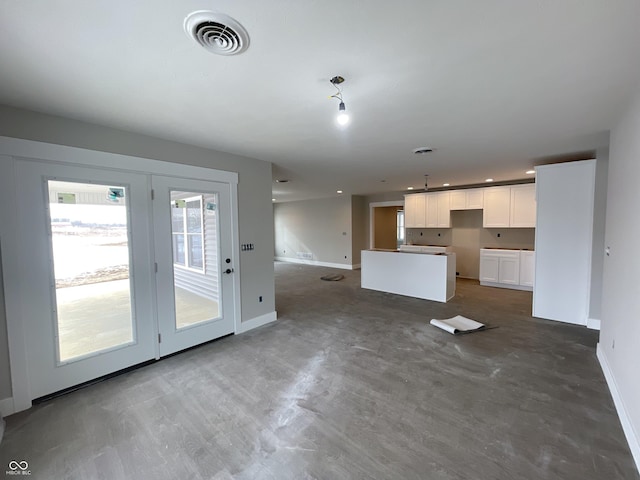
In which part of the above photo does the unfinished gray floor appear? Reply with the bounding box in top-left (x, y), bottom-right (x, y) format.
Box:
top-left (1, 262), bottom-right (637, 479)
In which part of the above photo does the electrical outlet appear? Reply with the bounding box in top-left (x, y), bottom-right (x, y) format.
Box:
top-left (259, 296), bottom-right (263, 303)
top-left (612, 339), bottom-right (615, 349)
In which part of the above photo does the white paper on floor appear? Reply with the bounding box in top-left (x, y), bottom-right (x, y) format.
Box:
top-left (430, 315), bottom-right (487, 335)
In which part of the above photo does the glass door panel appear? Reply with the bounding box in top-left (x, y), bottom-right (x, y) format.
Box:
top-left (170, 191), bottom-right (220, 329)
top-left (47, 181), bottom-right (135, 362)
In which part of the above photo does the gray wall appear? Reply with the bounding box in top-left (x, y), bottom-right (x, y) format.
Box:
top-left (351, 196), bottom-right (368, 266)
top-left (0, 247), bottom-right (11, 401)
top-left (274, 196), bottom-right (355, 266)
top-left (0, 105), bottom-right (276, 406)
top-left (599, 86), bottom-right (640, 456)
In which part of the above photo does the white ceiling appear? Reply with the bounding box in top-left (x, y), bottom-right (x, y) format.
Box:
top-left (1, 1), bottom-right (639, 201)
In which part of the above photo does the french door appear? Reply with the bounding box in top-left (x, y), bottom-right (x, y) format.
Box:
top-left (151, 175), bottom-right (235, 356)
top-left (11, 159), bottom-right (236, 400)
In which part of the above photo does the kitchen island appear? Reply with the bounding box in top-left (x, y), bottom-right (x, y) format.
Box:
top-left (361, 249), bottom-right (456, 302)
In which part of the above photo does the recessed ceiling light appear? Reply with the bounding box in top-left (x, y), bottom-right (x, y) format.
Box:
top-left (407, 186), bottom-right (414, 190)
top-left (272, 198), bottom-right (276, 202)
top-left (485, 178), bottom-right (494, 182)
top-left (413, 147), bottom-right (434, 155)
top-left (337, 190), bottom-right (343, 194)
top-left (443, 183), bottom-right (450, 187)
top-left (526, 170), bottom-right (535, 175)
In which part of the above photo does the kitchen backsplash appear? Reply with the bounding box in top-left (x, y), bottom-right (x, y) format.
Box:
top-left (405, 210), bottom-right (535, 278)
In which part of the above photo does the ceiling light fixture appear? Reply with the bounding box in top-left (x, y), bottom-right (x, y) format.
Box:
top-left (329, 76), bottom-right (350, 126)
top-left (443, 183), bottom-right (450, 187)
top-left (526, 170), bottom-right (535, 174)
top-left (413, 147), bottom-right (434, 155)
top-left (485, 178), bottom-right (494, 182)
top-left (337, 190), bottom-right (343, 194)
top-left (407, 187), bottom-right (414, 190)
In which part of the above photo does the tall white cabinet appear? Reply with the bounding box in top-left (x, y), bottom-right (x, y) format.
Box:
top-left (533, 160), bottom-right (596, 325)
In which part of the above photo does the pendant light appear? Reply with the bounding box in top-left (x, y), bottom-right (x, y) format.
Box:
top-left (330, 75), bottom-right (350, 126)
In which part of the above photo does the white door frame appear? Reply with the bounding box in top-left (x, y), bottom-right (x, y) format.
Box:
top-left (369, 201), bottom-right (404, 249)
top-left (0, 136), bottom-right (241, 413)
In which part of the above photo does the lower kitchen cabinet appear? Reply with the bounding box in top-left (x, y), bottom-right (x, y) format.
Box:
top-left (519, 250), bottom-right (535, 287)
top-left (479, 249), bottom-right (534, 291)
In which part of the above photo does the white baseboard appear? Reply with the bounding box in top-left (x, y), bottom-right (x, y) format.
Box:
top-left (587, 318), bottom-right (601, 330)
top-left (275, 257), bottom-right (358, 270)
top-left (479, 281), bottom-right (533, 292)
top-left (0, 397), bottom-right (15, 418)
top-left (236, 311), bottom-right (277, 334)
top-left (597, 343), bottom-right (640, 473)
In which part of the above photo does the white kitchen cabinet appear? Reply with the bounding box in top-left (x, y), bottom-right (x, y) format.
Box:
top-left (466, 189), bottom-right (484, 209)
top-left (479, 255), bottom-right (499, 282)
top-left (484, 184), bottom-right (536, 228)
top-left (498, 253), bottom-right (520, 285)
top-left (482, 187), bottom-right (511, 227)
top-left (404, 193), bottom-right (426, 228)
top-left (533, 160), bottom-right (595, 326)
top-left (424, 192), bottom-right (450, 228)
top-left (519, 251), bottom-right (535, 287)
top-left (450, 188), bottom-right (483, 210)
top-left (510, 184), bottom-right (536, 227)
top-left (437, 192), bottom-right (451, 227)
top-left (425, 193), bottom-right (438, 228)
top-left (480, 248), bottom-right (532, 291)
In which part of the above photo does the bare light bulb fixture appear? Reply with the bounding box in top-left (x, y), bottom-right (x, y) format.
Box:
top-left (337, 101), bottom-right (349, 125)
top-left (330, 75), bottom-right (350, 126)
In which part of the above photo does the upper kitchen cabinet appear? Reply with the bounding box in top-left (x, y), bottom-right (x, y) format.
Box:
top-left (450, 188), bottom-right (484, 210)
top-left (404, 193), bottom-right (426, 228)
top-left (510, 184), bottom-right (536, 227)
top-left (482, 187), bottom-right (511, 227)
top-left (483, 184), bottom-right (536, 228)
top-left (425, 192), bottom-right (450, 228)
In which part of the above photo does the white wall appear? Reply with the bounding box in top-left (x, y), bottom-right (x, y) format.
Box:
top-left (589, 147), bottom-right (609, 324)
top-left (0, 105), bottom-right (276, 410)
top-left (598, 88), bottom-right (640, 469)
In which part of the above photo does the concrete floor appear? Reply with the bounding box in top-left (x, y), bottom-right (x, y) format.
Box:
top-left (1, 263), bottom-right (637, 479)
top-left (56, 280), bottom-right (218, 360)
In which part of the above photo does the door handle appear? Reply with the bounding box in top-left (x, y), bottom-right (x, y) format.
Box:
top-left (224, 268), bottom-right (234, 274)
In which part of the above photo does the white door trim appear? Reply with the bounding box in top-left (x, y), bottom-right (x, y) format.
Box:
top-left (0, 137), bottom-right (241, 413)
top-left (0, 136), bottom-right (238, 185)
top-left (369, 200), bottom-right (404, 249)
top-left (0, 155), bottom-right (31, 412)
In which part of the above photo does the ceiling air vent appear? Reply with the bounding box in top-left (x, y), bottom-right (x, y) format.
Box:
top-left (184, 11), bottom-right (250, 56)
